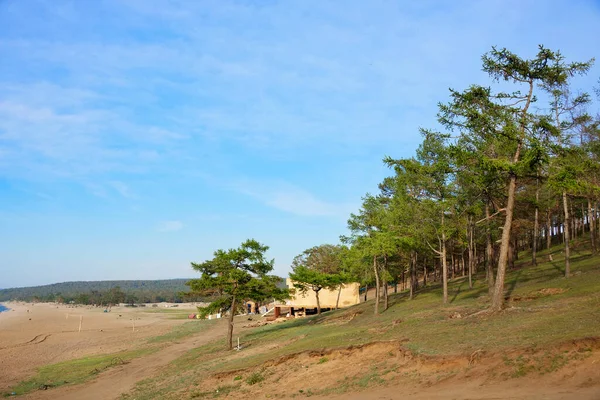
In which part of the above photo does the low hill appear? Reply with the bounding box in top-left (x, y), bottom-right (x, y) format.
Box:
top-left (121, 238), bottom-right (600, 399)
top-left (0, 279), bottom-right (197, 303)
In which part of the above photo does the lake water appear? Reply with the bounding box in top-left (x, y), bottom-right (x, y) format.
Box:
top-left (0, 304), bottom-right (9, 313)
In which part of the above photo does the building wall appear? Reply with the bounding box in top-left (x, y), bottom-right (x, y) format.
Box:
top-left (285, 278), bottom-right (360, 308)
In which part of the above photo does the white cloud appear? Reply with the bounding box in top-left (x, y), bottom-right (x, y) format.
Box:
top-left (157, 220), bottom-right (184, 232)
top-left (266, 190), bottom-right (342, 217)
top-left (232, 179), bottom-right (355, 218)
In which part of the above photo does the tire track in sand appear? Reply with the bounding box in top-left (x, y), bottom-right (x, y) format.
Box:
top-left (0, 334), bottom-right (52, 350)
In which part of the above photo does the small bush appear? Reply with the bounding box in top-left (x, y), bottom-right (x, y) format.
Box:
top-left (245, 372), bottom-right (264, 385)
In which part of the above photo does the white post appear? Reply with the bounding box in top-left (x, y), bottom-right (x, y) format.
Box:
top-left (78, 315), bottom-right (82, 333)
top-left (237, 337), bottom-right (240, 350)
top-left (132, 319), bottom-right (135, 332)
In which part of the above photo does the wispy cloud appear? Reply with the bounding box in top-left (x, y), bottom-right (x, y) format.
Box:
top-left (83, 182), bottom-right (108, 198)
top-left (232, 179), bottom-right (356, 218)
top-left (108, 180), bottom-right (135, 199)
top-left (157, 220), bottom-right (184, 232)
top-left (1, 0), bottom-right (598, 187)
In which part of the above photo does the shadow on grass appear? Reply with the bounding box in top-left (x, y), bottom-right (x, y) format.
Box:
top-left (505, 269), bottom-right (522, 299)
top-left (550, 261), bottom-right (564, 275)
top-left (450, 281), bottom-right (465, 304)
top-left (570, 253), bottom-right (593, 263)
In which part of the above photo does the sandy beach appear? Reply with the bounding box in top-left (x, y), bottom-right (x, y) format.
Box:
top-left (0, 301), bottom-right (198, 391)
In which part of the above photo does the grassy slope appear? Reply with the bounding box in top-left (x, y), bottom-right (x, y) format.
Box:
top-left (7, 239), bottom-right (599, 398)
top-left (123, 238), bottom-right (600, 399)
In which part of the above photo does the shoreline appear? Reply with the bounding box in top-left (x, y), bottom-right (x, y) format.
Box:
top-left (0, 302), bottom-right (12, 314)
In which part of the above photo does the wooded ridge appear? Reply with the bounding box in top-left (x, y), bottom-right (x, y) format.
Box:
top-left (0, 279), bottom-right (202, 303)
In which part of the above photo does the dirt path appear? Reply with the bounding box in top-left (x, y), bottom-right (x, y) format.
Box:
top-left (23, 320), bottom-right (226, 400)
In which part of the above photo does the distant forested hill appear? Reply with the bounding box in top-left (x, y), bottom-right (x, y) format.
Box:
top-left (0, 279), bottom-right (205, 303)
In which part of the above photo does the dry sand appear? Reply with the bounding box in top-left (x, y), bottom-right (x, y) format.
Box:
top-left (0, 301), bottom-right (197, 392)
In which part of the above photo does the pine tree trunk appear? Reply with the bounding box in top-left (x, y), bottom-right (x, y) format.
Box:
top-left (409, 252), bottom-right (415, 300)
top-left (373, 255), bottom-right (380, 314)
top-left (563, 191), bottom-right (571, 278)
top-left (532, 179), bottom-right (539, 266)
top-left (572, 208), bottom-right (577, 237)
top-left (597, 202), bottom-right (600, 239)
top-left (572, 203), bottom-right (576, 238)
top-left (546, 209), bottom-right (552, 250)
top-left (589, 198), bottom-right (597, 253)
top-left (561, 203), bottom-right (565, 244)
top-left (401, 266), bottom-right (405, 291)
top-left (468, 216), bottom-right (473, 289)
top-left (227, 295), bottom-right (236, 350)
top-left (414, 253), bottom-right (419, 290)
top-left (508, 238), bottom-right (515, 270)
top-left (485, 203), bottom-right (495, 296)
top-left (441, 214), bottom-right (448, 304)
top-left (382, 255), bottom-right (389, 310)
top-left (423, 260), bottom-right (427, 287)
top-left (315, 289), bottom-right (321, 315)
top-left (581, 203), bottom-right (585, 237)
top-left (383, 279), bottom-right (388, 311)
top-left (335, 285), bottom-right (342, 309)
top-left (491, 173), bottom-right (518, 311)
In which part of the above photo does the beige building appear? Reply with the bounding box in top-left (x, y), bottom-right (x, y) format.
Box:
top-left (272, 278), bottom-right (360, 317)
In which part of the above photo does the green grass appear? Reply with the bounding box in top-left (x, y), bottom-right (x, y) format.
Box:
top-left (5, 348), bottom-right (156, 397)
top-left (244, 372), bottom-right (264, 385)
top-left (189, 384), bottom-right (241, 399)
top-left (122, 238), bottom-right (600, 399)
top-left (147, 319), bottom-right (217, 344)
top-left (142, 308), bottom-right (198, 319)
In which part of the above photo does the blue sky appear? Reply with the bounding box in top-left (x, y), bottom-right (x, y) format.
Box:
top-left (1, 0), bottom-right (599, 288)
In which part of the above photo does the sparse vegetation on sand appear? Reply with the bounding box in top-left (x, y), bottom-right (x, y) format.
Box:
top-left (6, 348), bottom-right (156, 396)
top-left (3, 319), bottom-right (219, 397)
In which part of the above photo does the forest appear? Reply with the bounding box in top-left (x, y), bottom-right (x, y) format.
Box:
top-left (318, 46), bottom-right (600, 315)
top-left (0, 279), bottom-right (205, 304)
top-left (190, 46), bottom-right (600, 333)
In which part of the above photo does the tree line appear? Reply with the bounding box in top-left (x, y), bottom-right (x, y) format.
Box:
top-left (0, 279), bottom-right (206, 304)
top-left (286, 46), bottom-right (600, 315)
top-left (188, 45), bottom-right (600, 349)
